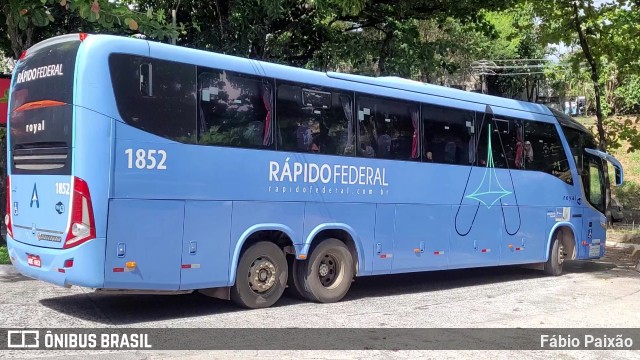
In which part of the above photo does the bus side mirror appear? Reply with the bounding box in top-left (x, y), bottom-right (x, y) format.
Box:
top-left (615, 166), bottom-right (623, 187)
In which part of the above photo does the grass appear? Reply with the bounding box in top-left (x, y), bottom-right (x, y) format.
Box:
top-left (0, 244), bottom-right (9, 265)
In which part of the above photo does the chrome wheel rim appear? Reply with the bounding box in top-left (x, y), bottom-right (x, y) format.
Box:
top-left (248, 257), bottom-right (277, 294)
top-left (558, 243), bottom-right (565, 265)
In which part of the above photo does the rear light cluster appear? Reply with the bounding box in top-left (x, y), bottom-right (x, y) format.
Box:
top-left (63, 177), bottom-right (96, 249)
top-left (5, 177), bottom-right (13, 239)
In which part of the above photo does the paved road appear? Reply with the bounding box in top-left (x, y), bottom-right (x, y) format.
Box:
top-left (0, 246), bottom-right (639, 359)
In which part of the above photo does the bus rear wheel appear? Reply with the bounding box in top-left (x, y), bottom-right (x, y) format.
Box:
top-left (231, 241), bottom-right (287, 309)
top-left (286, 257), bottom-right (313, 300)
top-left (295, 239), bottom-right (354, 303)
top-left (543, 236), bottom-right (565, 276)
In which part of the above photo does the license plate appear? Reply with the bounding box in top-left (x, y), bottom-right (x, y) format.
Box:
top-left (589, 244), bottom-right (601, 257)
top-left (27, 254), bottom-right (41, 268)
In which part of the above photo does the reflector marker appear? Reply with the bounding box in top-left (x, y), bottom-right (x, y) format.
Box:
top-left (515, 247), bottom-right (523, 251)
top-left (113, 268), bottom-right (124, 273)
top-left (433, 251), bottom-right (445, 255)
top-left (379, 254), bottom-right (393, 259)
top-left (181, 264), bottom-right (201, 269)
top-left (481, 249), bottom-right (491, 253)
top-left (57, 268), bottom-right (65, 273)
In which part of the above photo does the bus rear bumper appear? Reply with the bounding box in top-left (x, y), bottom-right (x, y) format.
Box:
top-left (6, 236), bottom-right (106, 288)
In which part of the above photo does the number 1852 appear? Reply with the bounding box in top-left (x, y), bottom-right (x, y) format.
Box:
top-left (125, 149), bottom-right (167, 170)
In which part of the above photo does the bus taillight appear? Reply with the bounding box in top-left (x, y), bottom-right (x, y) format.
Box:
top-left (5, 177), bottom-right (13, 239)
top-left (64, 177), bottom-right (96, 249)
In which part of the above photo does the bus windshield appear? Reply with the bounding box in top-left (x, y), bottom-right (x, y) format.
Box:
top-left (9, 35), bottom-right (80, 175)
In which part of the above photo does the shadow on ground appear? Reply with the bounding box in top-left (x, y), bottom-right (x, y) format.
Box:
top-left (37, 245), bottom-right (638, 326)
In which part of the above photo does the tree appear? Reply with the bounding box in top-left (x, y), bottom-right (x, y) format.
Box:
top-left (1, 0), bottom-right (178, 59)
top-left (533, 0), bottom-right (640, 152)
top-left (136, 0), bottom-right (520, 73)
top-left (533, 0), bottom-right (640, 225)
top-left (478, 3), bottom-right (547, 100)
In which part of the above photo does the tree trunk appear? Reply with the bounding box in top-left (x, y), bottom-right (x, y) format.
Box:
top-left (4, 4), bottom-right (34, 59)
top-left (572, 2), bottom-right (611, 225)
top-left (377, 27), bottom-right (394, 76)
top-left (572, 2), bottom-right (606, 150)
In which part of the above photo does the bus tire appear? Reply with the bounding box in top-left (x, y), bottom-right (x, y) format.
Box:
top-left (543, 236), bottom-right (564, 276)
top-left (299, 238), bottom-right (354, 303)
top-left (286, 258), bottom-right (313, 300)
top-left (231, 241), bottom-right (287, 309)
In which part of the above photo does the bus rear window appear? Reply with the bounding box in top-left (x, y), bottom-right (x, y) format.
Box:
top-left (10, 36), bottom-right (80, 111)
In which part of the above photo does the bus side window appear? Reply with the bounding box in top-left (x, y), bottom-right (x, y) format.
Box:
top-left (197, 69), bottom-right (272, 149)
top-left (276, 83), bottom-right (354, 156)
top-left (357, 96), bottom-right (418, 161)
top-left (109, 54), bottom-right (196, 144)
top-left (422, 104), bottom-right (474, 165)
top-left (524, 121), bottom-right (573, 184)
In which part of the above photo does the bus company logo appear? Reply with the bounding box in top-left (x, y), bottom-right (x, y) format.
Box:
top-left (30, 184), bottom-right (39, 208)
top-left (268, 158), bottom-right (389, 196)
top-left (26, 120), bottom-right (45, 135)
top-left (16, 64), bottom-right (64, 84)
top-left (55, 201), bottom-right (65, 214)
top-left (7, 330), bottom-right (39, 348)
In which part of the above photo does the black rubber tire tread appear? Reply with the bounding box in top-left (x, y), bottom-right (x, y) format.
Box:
top-left (285, 257), bottom-right (314, 300)
top-left (543, 236), bottom-right (564, 276)
top-left (299, 238), bottom-right (354, 303)
top-left (230, 241), bottom-right (287, 309)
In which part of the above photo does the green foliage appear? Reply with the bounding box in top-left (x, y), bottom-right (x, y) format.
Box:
top-left (0, 245), bottom-right (9, 264)
top-left (533, 0), bottom-right (640, 151)
top-left (137, 0), bottom-right (517, 76)
top-left (1, 0), bottom-right (179, 59)
top-left (0, 88), bottom-right (8, 104)
top-left (614, 75), bottom-right (640, 114)
top-left (603, 115), bottom-right (640, 153)
top-left (613, 181), bottom-right (640, 212)
top-left (481, 3), bottom-right (546, 99)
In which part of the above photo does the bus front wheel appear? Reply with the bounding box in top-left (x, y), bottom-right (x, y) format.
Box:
top-left (543, 236), bottom-right (565, 276)
top-left (295, 238), bottom-right (354, 303)
top-left (231, 241), bottom-right (288, 309)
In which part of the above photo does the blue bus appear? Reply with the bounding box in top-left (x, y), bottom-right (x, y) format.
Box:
top-left (6, 34), bottom-right (624, 308)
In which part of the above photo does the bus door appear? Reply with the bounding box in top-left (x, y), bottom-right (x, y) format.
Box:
top-left (582, 149), bottom-right (624, 258)
top-left (580, 153), bottom-right (607, 258)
